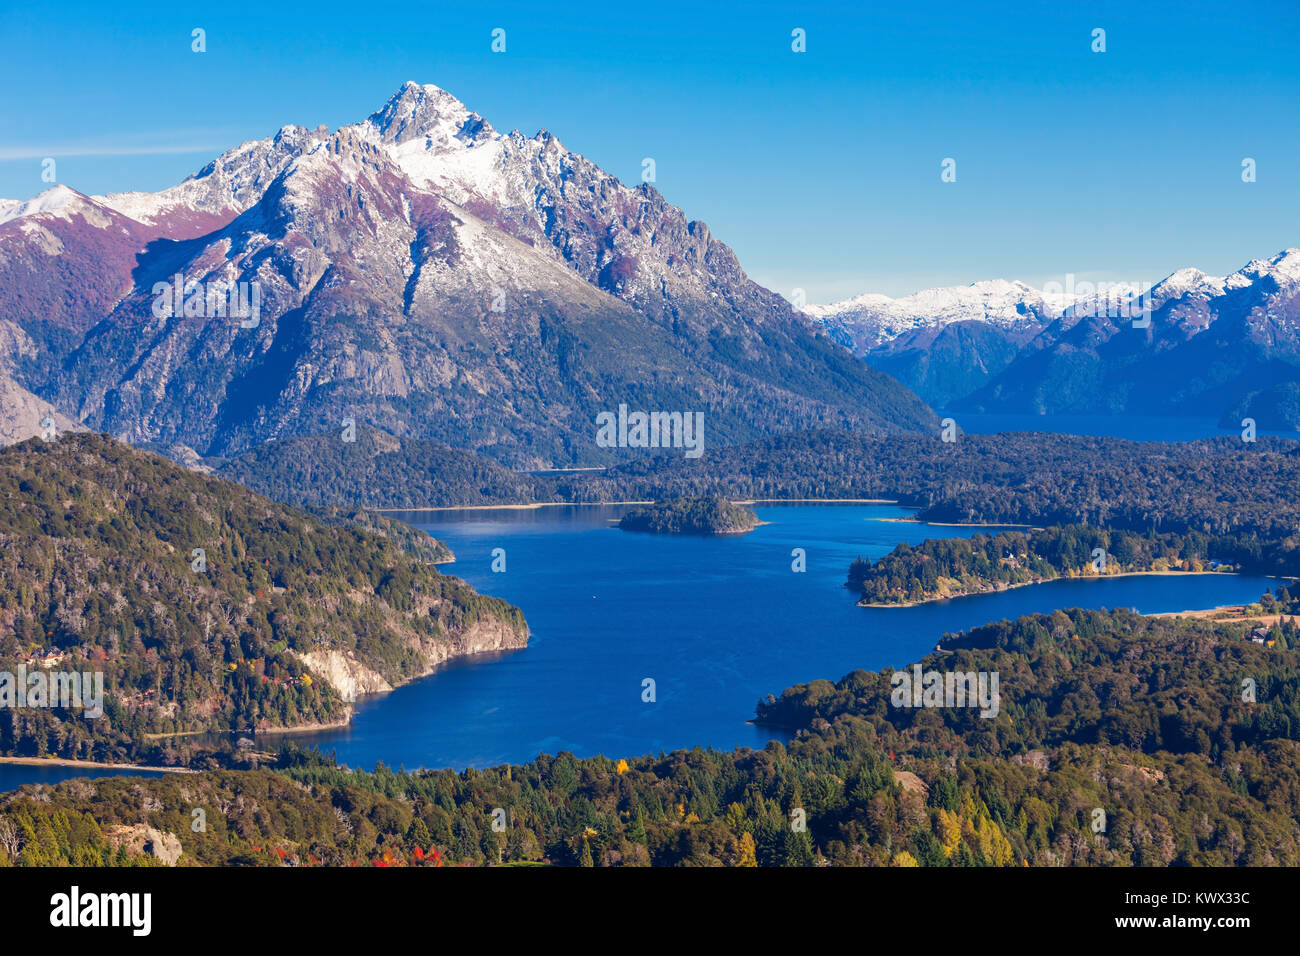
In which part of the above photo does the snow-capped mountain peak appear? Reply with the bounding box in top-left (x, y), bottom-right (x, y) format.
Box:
top-left (802, 291), bottom-right (892, 317)
top-left (0, 185), bottom-right (93, 226)
top-left (805, 277), bottom-right (1069, 350)
top-left (1150, 266), bottom-right (1226, 300)
top-left (0, 81), bottom-right (933, 461)
top-left (366, 81), bottom-right (498, 150)
top-left (1235, 247), bottom-right (1300, 286)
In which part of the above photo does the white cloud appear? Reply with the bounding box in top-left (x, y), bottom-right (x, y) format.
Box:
top-left (0, 142), bottom-right (221, 160)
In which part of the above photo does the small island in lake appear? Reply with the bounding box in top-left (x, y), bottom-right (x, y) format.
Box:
top-left (619, 497), bottom-right (760, 535)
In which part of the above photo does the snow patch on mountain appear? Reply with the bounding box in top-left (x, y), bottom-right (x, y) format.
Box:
top-left (1236, 248), bottom-right (1300, 287)
top-left (809, 250), bottom-right (1300, 354)
top-left (95, 125), bottom-right (331, 234)
top-left (0, 185), bottom-right (111, 227)
top-left (805, 279), bottom-right (1073, 350)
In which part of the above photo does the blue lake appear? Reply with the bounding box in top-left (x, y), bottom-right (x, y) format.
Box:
top-left (256, 502), bottom-right (1282, 773)
top-left (0, 764), bottom-right (164, 791)
top-left (2, 502), bottom-right (1281, 791)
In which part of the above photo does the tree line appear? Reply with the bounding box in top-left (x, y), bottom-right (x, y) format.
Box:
top-left (5, 603), bottom-right (1299, 866)
top-left (847, 524), bottom-right (1282, 605)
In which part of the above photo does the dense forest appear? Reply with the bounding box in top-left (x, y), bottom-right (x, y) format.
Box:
top-left (618, 498), bottom-right (759, 535)
top-left (8, 428), bottom-right (1300, 866)
top-left (3, 602), bottom-right (1298, 866)
top-left (566, 430), bottom-right (1300, 538)
top-left (0, 434), bottom-right (526, 765)
top-left (217, 427), bottom-right (549, 509)
top-left (850, 524), bottom-right (1258, 605)
top-left (220, 427), bottom-right (1300, 544)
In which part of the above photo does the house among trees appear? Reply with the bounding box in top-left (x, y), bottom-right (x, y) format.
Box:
top-left (25, 648), bottom-right (65, 668)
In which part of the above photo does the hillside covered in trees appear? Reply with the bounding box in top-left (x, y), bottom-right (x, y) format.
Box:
top-left (217, 427), bottom-right (549, 509)
top-left (849, 525), bottom-right (1257, 606)
top-left (566, 431), bottom-right (1300, 539)
top-left (3, 603), bottom-right (1298, 866)
top-left (219, 428), bottom-right (1300, 546)
top-left (0, 434), bottom-right (527, 766)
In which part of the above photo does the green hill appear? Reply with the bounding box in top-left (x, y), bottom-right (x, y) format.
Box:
top-left (0, 434), bottom-right (527, 765)
top-left (4, 604), bottom-right (1298, 866)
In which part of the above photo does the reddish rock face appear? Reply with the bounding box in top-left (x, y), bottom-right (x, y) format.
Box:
top-left (1, 83), bottom-right (936, 464)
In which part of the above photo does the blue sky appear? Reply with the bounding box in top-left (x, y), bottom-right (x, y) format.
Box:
top-left (2, 0), bottom-right (1297, 300)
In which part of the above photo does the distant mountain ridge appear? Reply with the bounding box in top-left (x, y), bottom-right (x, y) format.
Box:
top-left (806, 250), bottom-right (1300, 422)
top-left (804, 278), bottom-right (1081, 352)
top-left (0, 83), bottom-right (935, 467)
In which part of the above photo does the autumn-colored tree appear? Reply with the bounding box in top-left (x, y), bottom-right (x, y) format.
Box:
top-left (737, 832), bottom-right (758, 867)
top-left (936, 808), bottom-right (962, 858)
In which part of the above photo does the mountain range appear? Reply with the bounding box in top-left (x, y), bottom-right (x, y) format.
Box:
top-left (8, 81), bottom-right (1296, 464)
top-left (807, 251), bottom-right (1300, 425)
top-left (0, 83), bottom-right (934, 465)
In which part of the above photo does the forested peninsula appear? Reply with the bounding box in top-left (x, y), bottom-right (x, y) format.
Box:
top-left (848, 525), bottom-right (1249, 606)
top-left (0, 435), bottom-right (527, 767)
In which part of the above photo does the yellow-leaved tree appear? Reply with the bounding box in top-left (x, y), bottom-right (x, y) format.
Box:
top-left (975, 817), bottom-right (1015, 866)
top-left (936, 808), bottom-right (962, 858)
top-left (737, 832), bottom-right (758, 867)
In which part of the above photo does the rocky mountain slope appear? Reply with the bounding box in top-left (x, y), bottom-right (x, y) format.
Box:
top-left (965, 250), bottom-right (1300, 424)
top-left (0, 318), bottom-right (81, 443)
top-left (808, 251), bottom-right (1300, 423)
top-left (0, 84), bottom-right (935, 468)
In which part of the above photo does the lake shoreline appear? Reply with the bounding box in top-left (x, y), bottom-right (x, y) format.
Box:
top-left (871, 517), bottom-right (1037, 528)
top-left (858, 570), bottom-right (1242, 608)
top-left (1147, 604), bottom-right (1300, 623)
top-left (376, 497), bottom-right (901, 514)
top-left (0, 756), bottom-right (196, 774)
top-left (22, 502), bottom-right (1261, 781)
top-left (254, 715), bottom-right (356, 736)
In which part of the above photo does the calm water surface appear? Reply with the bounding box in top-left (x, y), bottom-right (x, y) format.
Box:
top-left (3, 502), bottom-right (1280, 790)
top-left (0, 765), bottom-right (164, 790)
top-left (259, 503), bottom-right (1282, 772)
